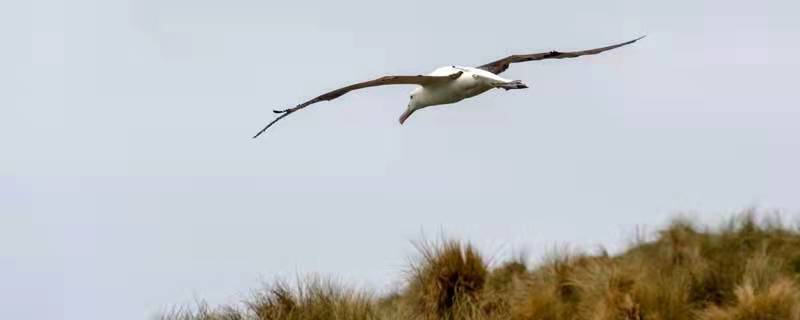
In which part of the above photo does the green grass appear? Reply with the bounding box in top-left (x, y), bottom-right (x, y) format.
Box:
top-left (160, 212), bottom-right (800, 320)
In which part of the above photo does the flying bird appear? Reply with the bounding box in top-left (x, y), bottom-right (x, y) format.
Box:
top-left (253, 36), bottom-right (645, 138)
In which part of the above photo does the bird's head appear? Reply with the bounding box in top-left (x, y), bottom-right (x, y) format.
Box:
top-left (400, 88), bottom-right (427, 125)
top-left (407, 88), bottom-right (429, 110)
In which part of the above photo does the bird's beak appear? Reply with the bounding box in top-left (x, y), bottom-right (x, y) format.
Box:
top-left (399, 107), bottom-right (415, 125)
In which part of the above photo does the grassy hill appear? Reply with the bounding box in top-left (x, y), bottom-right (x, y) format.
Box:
top-left (162, 212), bottom-right (800, 320)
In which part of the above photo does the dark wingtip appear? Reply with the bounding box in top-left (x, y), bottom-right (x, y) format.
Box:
top-left (252, 128), bottom-right (267, 139)
top-left (253, 109), bottom-right (296, 139)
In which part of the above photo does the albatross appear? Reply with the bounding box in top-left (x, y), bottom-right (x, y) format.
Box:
top-left (253, 36), bottom-right (645, 138)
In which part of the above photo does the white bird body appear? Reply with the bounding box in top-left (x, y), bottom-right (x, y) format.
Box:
top-left (252, 36), bottom-right (644, 138)
top-left (400, 66), bottom-right (525, 124)
top-left (409, 66), bottom-right (514, 109)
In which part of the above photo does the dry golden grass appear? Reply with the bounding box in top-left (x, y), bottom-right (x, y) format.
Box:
top-left (161, 212), bottom-right (800, 320)
top-left (698, 278), bottom-right (800, 320)
top-left (247, 277), bottom-right (377, 320)
top-left (404, 239), bottom-right (488, 319)
top-left (160, 303), bottom-right (244, 320)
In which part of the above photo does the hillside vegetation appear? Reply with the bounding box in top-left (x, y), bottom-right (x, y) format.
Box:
top-left (162, 212), bottom-right (800, 320)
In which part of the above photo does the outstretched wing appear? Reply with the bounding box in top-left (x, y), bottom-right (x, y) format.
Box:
top-left (477, 36), bottom-right (645, 75)
top-left (252, 72), bottom-right (463, 138)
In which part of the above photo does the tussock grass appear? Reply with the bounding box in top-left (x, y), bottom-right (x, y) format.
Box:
top-left (160, 277), bottom-right (375, 320)
top-left (247, 277), bottom-right (376, 320)
top-left (403, 239), bottom-right (489, 319)
top-left (161, 211), bottom-right (800, 320)
top-left (698, 277), bottom-right (800, 320)
top-left (160, 302), bottom-right (244, 320)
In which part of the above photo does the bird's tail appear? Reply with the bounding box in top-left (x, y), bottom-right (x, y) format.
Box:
top-left (497, 80), bottom-right (529, 90)
top-left (399, 108), bottom-right (415, 125)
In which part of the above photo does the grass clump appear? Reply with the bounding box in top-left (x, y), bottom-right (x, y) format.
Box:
top-left (403, 239), bottom-right (489, 319)
top-left (160, 303), bottom-right (244, 320)
top-left (698, 278), bottom-right (800, 320)
top-left (247, 277), bottom-right (376, 320)
top-left (161, 277), bottom-right (376, 320)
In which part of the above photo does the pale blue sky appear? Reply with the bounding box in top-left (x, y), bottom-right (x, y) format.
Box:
top-left (2, 0), bottom-right (799, 319)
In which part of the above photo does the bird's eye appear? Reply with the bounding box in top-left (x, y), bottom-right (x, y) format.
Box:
top-left (410, 95), bottom-right (413, 99)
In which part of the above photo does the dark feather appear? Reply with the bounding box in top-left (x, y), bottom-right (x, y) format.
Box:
top-left (478, 36), bottom-right (645, 75)
top-left (252, 72), bottom-right (463, 138)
